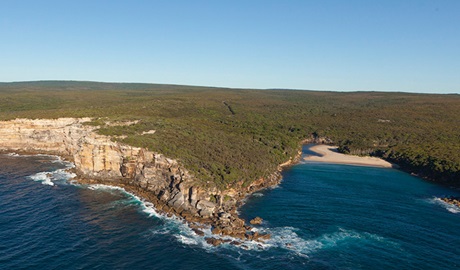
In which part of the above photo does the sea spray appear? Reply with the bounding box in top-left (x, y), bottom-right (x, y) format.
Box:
top-left (27, 155), bottom-right (76, 186)
top-left (83, 185), bottom-right (300, 252)
top-left (429, 197), bottom-right (460, 214)
top-left (21, 154), bottom-right (401, 256)
top-left (2, 155), bottom-right (460, 269)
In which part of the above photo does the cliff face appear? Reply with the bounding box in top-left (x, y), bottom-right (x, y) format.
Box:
top-left (0, 118), bottom-right (288, 243)
top-left (0, 118), bottom-right (218, 219)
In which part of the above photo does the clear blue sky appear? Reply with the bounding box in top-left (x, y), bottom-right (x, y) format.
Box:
top-left (1, 0), bottom-right (459, 93)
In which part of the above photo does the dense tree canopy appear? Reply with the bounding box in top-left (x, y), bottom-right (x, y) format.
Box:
top-left (1, 81), bottom-right (459, 188)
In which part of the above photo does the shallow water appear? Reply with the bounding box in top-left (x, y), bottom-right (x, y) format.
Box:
top-left (1, 147), bottom-right (459, 269)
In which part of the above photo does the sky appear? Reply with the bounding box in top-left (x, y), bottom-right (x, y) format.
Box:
top-left (1, 0), bottom-right (459, 93)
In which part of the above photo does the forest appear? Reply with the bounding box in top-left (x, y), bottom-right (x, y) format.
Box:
top-left (1, 81), bottom-right (459, 188)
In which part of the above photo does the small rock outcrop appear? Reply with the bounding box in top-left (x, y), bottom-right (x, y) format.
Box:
top-left (441, 196), bottom-right (460, 208)
top-left (250, 217), bottom-right (263, 225)
top-left (205, 237), bottom-right (223, 246)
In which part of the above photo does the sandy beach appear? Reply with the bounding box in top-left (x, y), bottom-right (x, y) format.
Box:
top-left (304, 145), bottom-right (395, 168)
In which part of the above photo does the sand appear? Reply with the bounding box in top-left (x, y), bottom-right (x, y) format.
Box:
top-left (304, 145), bottom-right (395, 168)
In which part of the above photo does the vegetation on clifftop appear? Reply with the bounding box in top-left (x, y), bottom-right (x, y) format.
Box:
top-left (1, 81), bottom-right (459, 188)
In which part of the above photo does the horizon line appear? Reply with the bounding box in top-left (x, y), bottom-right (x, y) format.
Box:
top-left (1, 79), bottom-right (458, 95)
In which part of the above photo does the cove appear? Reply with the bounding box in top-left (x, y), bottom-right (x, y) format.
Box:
top-left (1, 146), bottom-right (459, 269)
top-left (240, 145), bottom-right (460, 269)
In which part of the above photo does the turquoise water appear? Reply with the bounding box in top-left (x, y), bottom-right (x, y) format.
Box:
top-left (1, 146), bottom-right (459, 269)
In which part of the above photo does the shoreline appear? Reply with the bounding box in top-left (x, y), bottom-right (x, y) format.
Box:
top-left (304, 144), bottom-right (396, 168)
top-left (0, 118), bottom-right (290, 247)
top-left (1, 152), bottom-right (273, 246)
top-left (4, 138), bottom-right (458, 249)
top-left (0, 121), bottom-right (401, 247)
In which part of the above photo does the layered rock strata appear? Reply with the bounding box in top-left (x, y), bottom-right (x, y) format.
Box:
top-left (0, 118), bottom-right (295, 243)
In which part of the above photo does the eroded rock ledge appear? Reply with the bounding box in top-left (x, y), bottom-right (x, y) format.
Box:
top-left (0, 118), bottom-right (297, 244)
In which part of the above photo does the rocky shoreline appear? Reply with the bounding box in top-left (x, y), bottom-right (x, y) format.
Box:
top-left (77, 177), bottom-right (272, 246)
top-left (76, 146), bottom-right (302, 246)
top-left (0, 118), bottom-right (304, 246)
top-left (441, 196), bottom-right (460, 208)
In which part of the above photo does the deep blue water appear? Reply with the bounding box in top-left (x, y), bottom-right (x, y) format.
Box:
top-left (1, 147), bottom-right (459, 269)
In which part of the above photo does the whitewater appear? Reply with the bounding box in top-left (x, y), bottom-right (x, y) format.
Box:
top-left (0, 146), bottom-right (459, 269)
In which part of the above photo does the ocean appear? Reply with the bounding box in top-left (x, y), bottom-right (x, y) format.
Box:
top-left (1, 146), bottom-right (459, 269)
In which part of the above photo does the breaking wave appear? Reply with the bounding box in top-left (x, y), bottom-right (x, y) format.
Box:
top-left (428, 197), bottom-right (460, 214)
top-left (261, 226), bottom-right (392, 257)
top-left (87, 184), bottom-right (163, 218)
top-left (83, 185), bottom-right (394, 256)
top-left (84, 184), bottom-right (274, 251)
top-left (27, 156), bottom-right (76, 186)
top-left (20, 154), bottom-right (398, 257)
top-left (85, 184), bottom-right (214, 246)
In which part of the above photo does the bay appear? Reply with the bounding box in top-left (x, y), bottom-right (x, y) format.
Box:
top-left (0, 146), bottom-right (459, 269)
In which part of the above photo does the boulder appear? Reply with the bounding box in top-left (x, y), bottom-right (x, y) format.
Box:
top-left (205, 237), bottom-right (223, 246)
top-left (231, 218), bottom-right (245, 228)
top-left (233, 233), bottom-right (246, 240)
top-left (196, 200), bottom-right (216, 217)
top-left (196, 200), bottom-right (217, 210)
top-left (192, 228), bottom-right (205, 236)
top-left (180, 211), bottom-right (192, 220)
top-left (221, 226), bottom-right (233, 236)
top-left (230, 240), bottom-right (241, 246)
top-left (158, 189), bottom-right (170, 201)
top-left (167, 191), bottom-right (185, 208)
top-left (219, 212), bottom-right (231, 219)
top-left (199, 208), bottom-right (214, 218)
top-left (218, 213), bottom-right (231, 225)
top-left (257, 233), bottom-right (271, 241)
top-left (250, 217), bottom-right (263, 225)
top-left (441, 197), bottom-right (460, 207)
top-left (211, 227), bottom-right (222, 235)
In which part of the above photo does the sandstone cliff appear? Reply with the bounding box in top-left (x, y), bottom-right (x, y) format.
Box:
top-left (0, 118), bottom-right (218, 219)
top-left (0, 118), bottom-right (287, 242)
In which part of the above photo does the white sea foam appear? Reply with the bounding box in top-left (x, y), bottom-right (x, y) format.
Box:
top-left (89, 185), bottom-right (205, 247)
top-left (86, 184), bottom-right (275, 251)
top-left (86, 183), bottom-right (207, 249)
top-left (176, 235), bottom-right (199, 245)
top-left (5, 152), bottom-right (60, 159)
top-left (29, 172), bottom-right (55, 186)
top-left (87, 184), bottom-right (126, 192)
top-left (29, 168), bottom-right (76, 186)
top-left (190, 226), bottom-right (385, 254)
top-left (83, 182), bottom-right (394, 255)
top-left (268, 184), bottom-right (281, 190)
top-left (252, 193), bottom-right (264, 197)
top-left (260, 226), bottom-right (389, 257)
top-left (27, 155), bottom-right (76, 186)
top-left (142, 202), bottom-right (159, 217)
top-left (87, 184), bottom-right (164, 218)
top-left (429, 197), bottom-right (460, 214)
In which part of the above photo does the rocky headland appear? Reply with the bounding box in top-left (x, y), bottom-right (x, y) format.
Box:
top-left (0, 118), bottom-right (301, 245)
